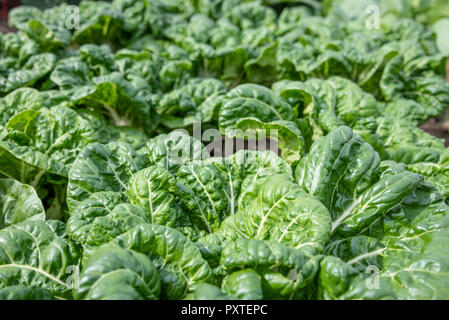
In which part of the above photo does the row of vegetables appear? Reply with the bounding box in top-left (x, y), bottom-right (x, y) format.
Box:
top-left (0, 0), bottom-right (449, 300)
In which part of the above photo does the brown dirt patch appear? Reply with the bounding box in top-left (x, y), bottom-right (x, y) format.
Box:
top-left (419, 59), bottom-right (449, 147)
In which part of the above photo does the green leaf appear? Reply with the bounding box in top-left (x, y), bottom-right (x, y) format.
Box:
top-left (67, 142), bottom-right (149, 212)
top-left (219, 238), bottom-right (321, 299)
top-left (66, 191), bottom-right (125, 245)
top-left (184, 283), bottom-right (234, 300)
top-left (219, 174), bottom-right (331, 254)
top-left (207, 149), bottom-right (292, 215)
top-left (0, 53), bottom-right (56, 95)
top-left (296, 126), bottom-right (422, 237)
top-left (222, 269), bottom-right (263, 300)
top-left (76, 246), bottom-right (160, 300)
top-left (176, 161), bottom-right (231, 233)
top-left (0, 220), bottom-right (81, 299)
top-left (156, 78), bottom-right (227, 128)
top-left (0, 178), bottom-right (45, 228)
top-left (0, 285), bottom-right (52, 300)
top-left (219, 84), bottom-right (304, 163)
top-left (72, 9), bottom-right (124, 45)
top-left (0, 105), bottom-right (97, 186)
top-left (126, 166), bottom-right (184, 227)
top-left (317, 256), bottom-right (396, 300)
top-left (51, 62), bottom-right (157, 132)
top-left (0, 88), bottom-right (43, 127)
top-left (106, 223), bottom-right (214, 299)
top-left (142, 131), bottom-right (210, 173)
top-left (432, 18), bottom-right (449, 55)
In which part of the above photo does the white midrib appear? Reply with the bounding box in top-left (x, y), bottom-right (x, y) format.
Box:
top-left (238, 96), bottom-right (284, 120)
top-left (295, 242), bottom-right (316, 249)
top-left (331, 195), bottom-right (363, 232)
top-left (189, 167), bottom-right (217, 217)
top-left (277, 206), bottom-right (306, 243)
top-left (255, 191), bottom-right (290, 239)
top-left (0, 168), bottom-right (15, 180)
top-left (159, 237), bottom-right (169, 269)
top-left (193, 195), bottom-right (212, 234)
top-left (310, 137), bottom-right (355, 202)
top-left (106, 158), bottom-right (127, 190)
top-left (0, 264), bottom-right (68, 288)
top-left (88, 268), bottom-right (145, 293)
top-left (147, 180), bottom-right (155, 224)
top-left (30, 169), bottom-right (46, 189)
top-left (347, 248), bottom-right (386, 265)
top-left (103, 105), bottom-right (132, 127)
top-left (227, 171), bottom-right (235, 216)
top-left (333, 178), bottom-right (405, 233)
top-left (44, 131), bottom-right (71, 156)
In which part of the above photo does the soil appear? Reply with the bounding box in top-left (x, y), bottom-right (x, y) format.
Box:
top-left (0, 20), bottom-right (15, 33)
top-left (419, 59), bottom-right (449, 147)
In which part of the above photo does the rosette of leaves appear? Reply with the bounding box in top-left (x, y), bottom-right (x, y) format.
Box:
top-left (50, 60), bottom-right (157, 133)
top-left (219, 83), bottom-right (305, 164)
top-left (0, 105), bottom-right (97, 188)
top-left (81, 223), bottom-right (214, 299)
top-left (0, 220), bottom-right (82, 299)
top-left (156, 78), bottom-right (227, 128)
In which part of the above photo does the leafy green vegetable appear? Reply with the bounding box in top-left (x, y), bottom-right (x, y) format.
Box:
top-left (0, 0), bottom-right (448, 301)
top-left (0, 178), bottom-right (45, 228)
top-left (0, 220), bottom-right (81, 299)
top-left (75, 246), bottom-right (161, 300)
